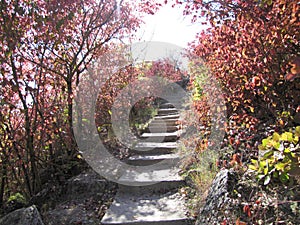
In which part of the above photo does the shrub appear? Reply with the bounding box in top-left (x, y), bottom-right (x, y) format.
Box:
top-left (249, 126), bottom-right (300, 185)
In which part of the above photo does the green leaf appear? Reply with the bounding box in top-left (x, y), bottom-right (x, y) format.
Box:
top-left (8, 193), bottom-right (26, 204)
top-left (287, 132), bottom-right (294, 142)
top-left (273, 141), bottom-right (281, 150)
top-left (251, 159), bottom-right (258, 164)
top-left (284, 148), bottom-right (291, 154)
top-left (259, 160), bottom-right (266, 169)
top-left (281, 132), bottom-right (293, 142)
top-left (262, 138), bottom-right (269, 147)
top-left (280, 132), bottom-right (288, 141)
top-left (262, 150), bottom-right (274, 159)
top-left (274, 162), bottom-right (286, 171)
top-left (264, 166), bottom-right (268, 175)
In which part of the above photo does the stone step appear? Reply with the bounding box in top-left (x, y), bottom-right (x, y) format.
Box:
top-left (125, 153), bottom-right (180, 166)
top-left (157, 108), bottom-right (178, 114)
top-left (118, 180), bottom-right (184, 194)
top-left (144, 125), bottom-right (180, 133)
top-left (150, 120), bottom-right (179, 127)
top-left (154, 114), bottom-right (180, 120)
top-left (152, 118), bottom-right (179, 122)
top-left (117, 167), bottom-right (183, 187)
top-left (133, 141), bottom-right (178, 149)
top-left (130, 145), bottom-right (177, 155)
top-left (130, 148), bottom-right (175, 155)
top-left (157, 108), bottom-right (179, 115)
top-left (140, 131), bottom-right (179, 142)
top-left (100, 98), bottom-right (191, 225)
top-left (141, 131), bottom-right (180, 138)
top-left (157, 112), bottom-right (178, 116)
top-left (101, 190), bottom-right (194, 225)
top-left (157, 112), bottom-right (180, 117)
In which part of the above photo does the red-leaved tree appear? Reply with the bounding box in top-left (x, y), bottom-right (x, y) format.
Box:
top-left (0, 0), bottom-right (157, 203)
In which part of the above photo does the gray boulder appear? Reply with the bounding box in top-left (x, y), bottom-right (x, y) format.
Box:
top-left (196, 169), bottom-right (237, 225)
top-left (0, 205), bottom-right (44, 225)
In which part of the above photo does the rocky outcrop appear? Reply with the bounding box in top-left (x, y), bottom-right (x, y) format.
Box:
top-left (196, 168), bottom-right (300, 224)
top-left (0, 205), bottom-right (44, 225)
top-left (196, 169), bottom-right (237, 225)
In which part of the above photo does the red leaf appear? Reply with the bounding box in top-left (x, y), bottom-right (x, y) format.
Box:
top-left (221, 220), bottom-right (227, 225)
top-left (243, 205), bottom-right (252, 218)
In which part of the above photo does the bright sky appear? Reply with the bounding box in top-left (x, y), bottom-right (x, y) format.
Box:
top-left (136, 3), bottom-right (205, 48)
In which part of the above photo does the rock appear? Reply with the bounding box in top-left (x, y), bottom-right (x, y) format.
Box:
top-left (42, 169), bottom-right (116, 225)
top-left (0, 205), bottom-right (44, 225)
top-left (196, 168), bottom-right (300, 224)
top-left (63, 169), bottom-right (107, 200)
top-left (196, 169), bottom-right (237, 225)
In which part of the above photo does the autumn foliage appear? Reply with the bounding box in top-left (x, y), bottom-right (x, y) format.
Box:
top-left (0, 0), bottom-right (154, 206)
top-left (175, 0), bottom-right (300, 155)
top-left (0, 0), bottom-right (299, 220)
top-left (94, 58), bottom-right (187, 142)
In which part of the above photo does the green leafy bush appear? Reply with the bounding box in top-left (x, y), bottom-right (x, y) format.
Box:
top-left (249, 126), bottom-right (300, 185)
top-left (7, 192), bottom-right (26, 205)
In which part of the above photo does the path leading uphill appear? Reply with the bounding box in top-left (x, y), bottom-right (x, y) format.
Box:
top-left (101, 101), bottom-right (194, 225)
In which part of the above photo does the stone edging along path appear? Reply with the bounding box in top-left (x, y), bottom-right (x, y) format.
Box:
top-left (101, 102), bottom-right (195, 225)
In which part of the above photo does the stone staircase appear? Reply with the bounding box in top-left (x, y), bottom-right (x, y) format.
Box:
top-left (101, 102), bottom-right (194, 225)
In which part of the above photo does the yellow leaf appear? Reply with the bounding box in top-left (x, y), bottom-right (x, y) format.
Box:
top-left (272, 132), bottom-right (280, 142)
top-left (248, 165), bottom-right (257, 171)
top-left (295, 126), bottom-right (300, 137)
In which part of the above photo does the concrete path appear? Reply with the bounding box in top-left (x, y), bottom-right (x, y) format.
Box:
top-left (101, 102), bottom-right (194, 225)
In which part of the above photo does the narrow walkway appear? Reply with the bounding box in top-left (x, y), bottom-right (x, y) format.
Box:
top-left (101, 102), bottom-right (194, 225)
